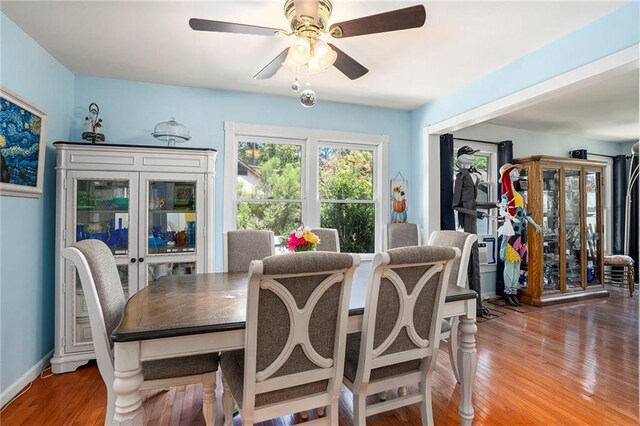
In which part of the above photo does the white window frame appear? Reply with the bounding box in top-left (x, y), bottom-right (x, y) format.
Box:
top-left (453, 141), bottom-right (498, 271)
top-left (224, 121), bottom-right (388, 263)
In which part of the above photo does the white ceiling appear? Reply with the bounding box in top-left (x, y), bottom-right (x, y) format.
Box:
top-left (0, 1), bottom-right (625, 110)
top-left (487, 67), bottom-right (639, 142)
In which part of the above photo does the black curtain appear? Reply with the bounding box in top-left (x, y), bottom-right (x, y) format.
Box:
top-left (496, 140), bottom-right (513, 297)
top-left (630, 155), bottom-right (639, 280)
top-left (440, 134), bottom-right (455, 230)
top-left (612, 155), bottom-right (627, 254)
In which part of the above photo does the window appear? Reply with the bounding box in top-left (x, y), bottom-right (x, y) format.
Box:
top-left (319, 145), bottom-right (375, 253)
top-left (235, 138), bottom-right (303, 247)
top-left (224, 122), bottom-right (388, 258)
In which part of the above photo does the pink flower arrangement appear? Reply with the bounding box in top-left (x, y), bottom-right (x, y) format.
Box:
top-left (287, 225), bottom-right (320, 252)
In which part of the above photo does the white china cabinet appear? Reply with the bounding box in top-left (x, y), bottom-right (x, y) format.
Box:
top-left (51, 142), bottom-right (216, 373)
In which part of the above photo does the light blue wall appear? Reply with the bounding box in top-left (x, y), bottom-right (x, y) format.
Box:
top-left (411, 2), bottom-right (640, 226)
top-left (0, 13), bottom-right (74, 394)
top-left (622, 141), bottom-right (638, 156)
top-left (73, 76), bottom-right (412, 270)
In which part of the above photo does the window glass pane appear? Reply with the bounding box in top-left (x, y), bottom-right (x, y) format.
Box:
top-left (76, 179), bottom-right (130, 255)
top-left (237, 141), bottom-right (302, 199)
top-left (564, 169), bottom-right (582, 290)
top-left (320, 202), bottom-right (375, 253)
top-left (319, 147), bottom-right (373, 200)
top-left (585, 171), bottom-right (601, 286)
top-left (237, 201), bottom-right (302, 251)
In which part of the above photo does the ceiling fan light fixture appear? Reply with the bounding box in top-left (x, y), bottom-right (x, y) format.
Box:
top-left (282, 53), bottom-right (301, 74)
top-left (289, 36), bottom-right (312, 64)
top-left (308, 40), bottom-right (337, 74)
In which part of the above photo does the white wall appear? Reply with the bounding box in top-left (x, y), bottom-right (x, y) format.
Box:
top-left (452, 122), bottom-right (630, 298)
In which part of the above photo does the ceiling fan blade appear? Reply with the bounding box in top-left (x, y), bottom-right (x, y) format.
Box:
top-left (189, 18), bottom-right (281, 37)
top-left (253, 48), bottom-right (290, 80)
top-left (328, 44), bottom-right (368, 80)
top-left (329, 5), bottom-right (426, 38)
top-left (294, 0), bottom-right (319, 20)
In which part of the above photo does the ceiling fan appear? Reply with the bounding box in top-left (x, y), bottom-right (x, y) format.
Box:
top-left (189, 1), bottom-right (426, 105)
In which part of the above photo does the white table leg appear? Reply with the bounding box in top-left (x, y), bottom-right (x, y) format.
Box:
top-left (113, 341), bottom-right (144, 425)
top-left (457, 304), bottom-right (477, 426)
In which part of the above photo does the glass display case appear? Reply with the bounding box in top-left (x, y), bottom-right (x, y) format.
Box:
top-left (513, 156), bottom-right (607, 306)
top-left (52, 142), bottom-right (216, 373)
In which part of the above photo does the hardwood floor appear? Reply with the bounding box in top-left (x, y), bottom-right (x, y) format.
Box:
top-left (2, 287), bottom-right (637, 425)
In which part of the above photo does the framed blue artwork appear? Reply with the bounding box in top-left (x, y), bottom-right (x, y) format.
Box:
top-left (0, 87), bottom-right (47, 197)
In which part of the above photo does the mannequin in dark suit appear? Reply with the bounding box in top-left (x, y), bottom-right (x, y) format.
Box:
top-left (453, 146), bottom-right (497, 317)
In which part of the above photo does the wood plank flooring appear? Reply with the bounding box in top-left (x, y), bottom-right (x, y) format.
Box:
top-left (2, 287), bottom-right (637, 425)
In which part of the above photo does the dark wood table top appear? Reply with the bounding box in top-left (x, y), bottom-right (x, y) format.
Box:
top-left (113, 270), bottom-right (477, 343)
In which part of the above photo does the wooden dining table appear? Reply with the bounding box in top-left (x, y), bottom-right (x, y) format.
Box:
top-left (111, 265), bottom-right (478, 425)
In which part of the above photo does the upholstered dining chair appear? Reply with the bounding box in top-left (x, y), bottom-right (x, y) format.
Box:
top-left (220, 251), bottom-right (360, 425)
top-left (61, 240), bottom-right (219, 426)
top-left (223, 230), bottom-right (275, 272)
top-left (310, 228), bottom-right (341, 252)
top-left (383, 222), bottom-right (422, 249)
top-left (428, 230), bottom-right (477, 383)
top-left (342, 245), bottom-right (459, 426)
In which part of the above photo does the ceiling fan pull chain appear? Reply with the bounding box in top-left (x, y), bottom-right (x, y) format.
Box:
top-left (291, 76), bottom-right (301, 92)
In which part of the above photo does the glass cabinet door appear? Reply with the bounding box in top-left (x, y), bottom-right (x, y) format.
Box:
top-left (142, 174), bottom-right (203, 287)
top-left (147, 180), bottom-right (197, 255)
top-left (66, 171), bottom-right (138, 353)
top-left (75, 179), bottom-right (132, 256)
top-left (584, 170), bottom-right (602, 287)
top-left (563, 169), bottom-right (582, 291)
top-left (542, 168), bottom-right (560, 292)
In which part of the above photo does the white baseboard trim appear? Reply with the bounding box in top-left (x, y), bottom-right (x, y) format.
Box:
top-left (1, 350), bottom-right (53, 408)
top-left (482, 292), bottom-right (498, 301)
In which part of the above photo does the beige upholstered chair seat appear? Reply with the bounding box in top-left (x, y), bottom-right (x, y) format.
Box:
top-left (604, 254), bottom-right (634, 266)
top-left (142, 353), bottom-right (219, 381)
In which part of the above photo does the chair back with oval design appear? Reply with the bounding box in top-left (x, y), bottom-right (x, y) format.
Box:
top-left (221, 251), bottom-right (359, 425)
top-left (343, 245), bottom-right (459, 425)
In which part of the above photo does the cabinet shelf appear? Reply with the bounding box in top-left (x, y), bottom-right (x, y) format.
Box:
top-left (77, 208), bottom-right (129, 214)
top-left (148, 246), bottom-right (196, 254)
top-left (149, 209), bottom-right (196, 214)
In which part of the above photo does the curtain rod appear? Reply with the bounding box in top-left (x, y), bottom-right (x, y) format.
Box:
top-left (589, 152), bottom-right (616, 159)
top-left (585, 153), bottom-right (635, 160)
top-left (453, 137), bottom-right (504, 146)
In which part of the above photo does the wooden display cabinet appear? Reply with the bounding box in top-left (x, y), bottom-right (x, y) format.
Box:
top-left (514, 156), bottom-right (608, 306)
